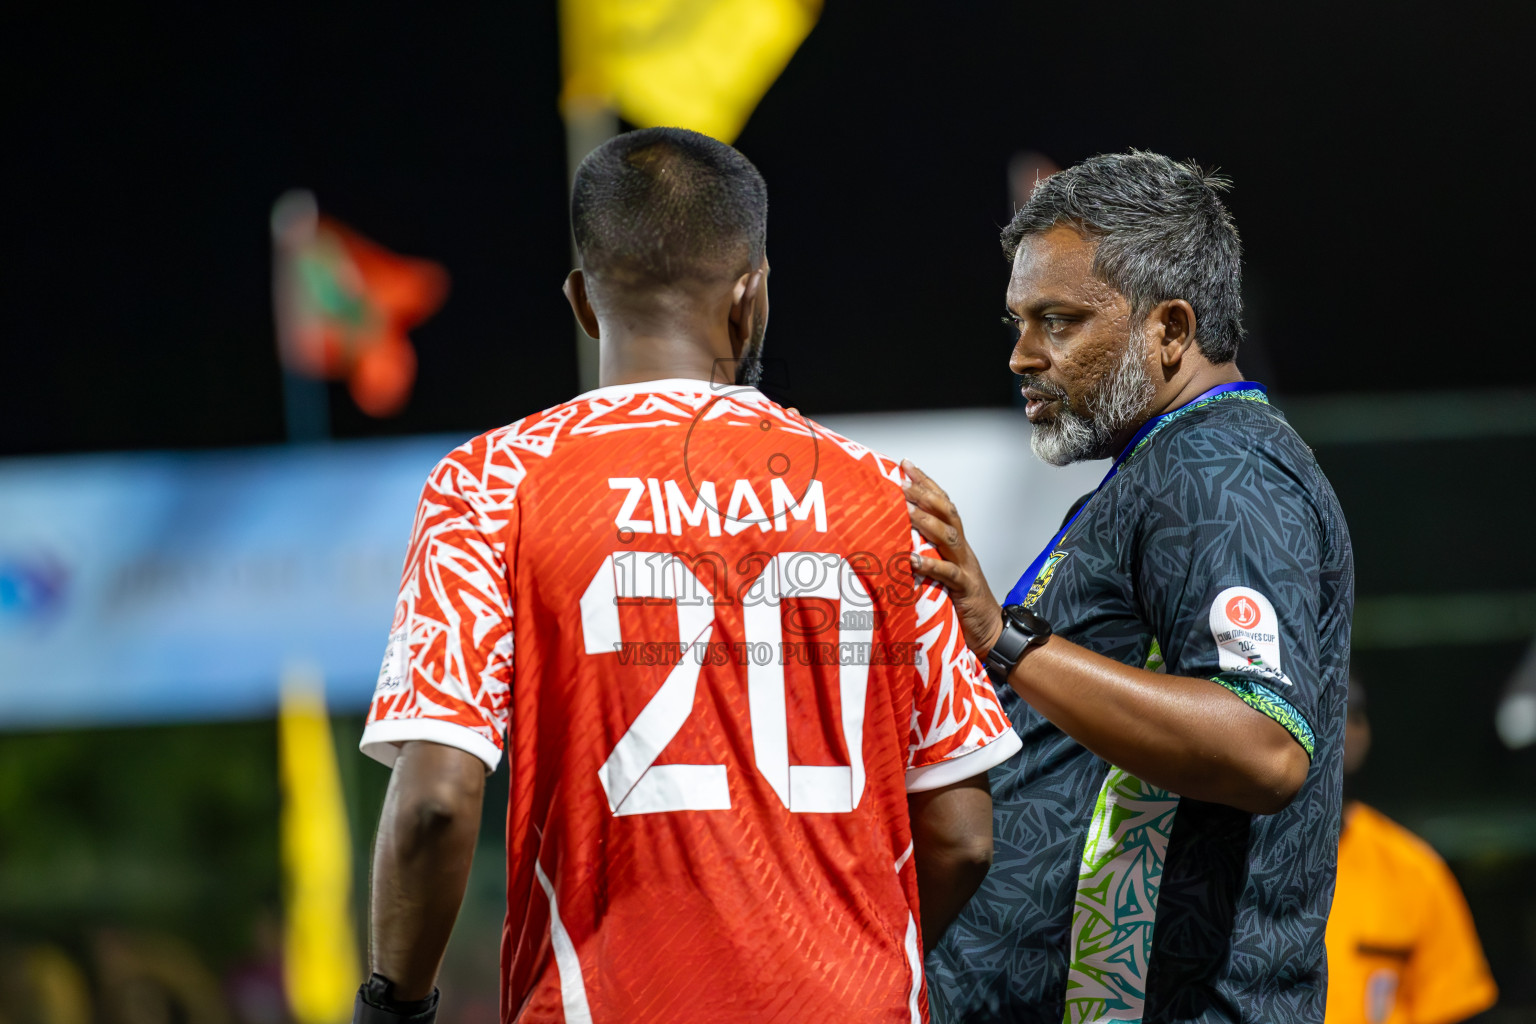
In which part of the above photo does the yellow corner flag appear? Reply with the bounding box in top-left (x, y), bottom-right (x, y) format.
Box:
top-left (561, 0), bottom-right (822, 143)
top-left (279, 664), bottom-right (362, 1024)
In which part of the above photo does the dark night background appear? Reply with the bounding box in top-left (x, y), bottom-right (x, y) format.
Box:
top-left (9, 2), bottom-right (1533, 456)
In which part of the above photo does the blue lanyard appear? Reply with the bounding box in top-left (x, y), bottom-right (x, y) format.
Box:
top-left (1002, 381), bottom-right (1267, 607)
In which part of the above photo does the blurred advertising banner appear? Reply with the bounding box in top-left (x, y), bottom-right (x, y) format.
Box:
top-left (0, 412), bottom-right (1099, 731)
top-left (0, 435), bottom-right (467, 729)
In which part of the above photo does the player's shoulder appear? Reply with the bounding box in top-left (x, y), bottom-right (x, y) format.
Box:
top-left (423, 397), bottom-right (588, 503)
top-left (1152, 392), bottom-right (1301, 463)
top-left (1140, 397), bottom-right (1323, 512)
top-left (798, 414), bottom-right (909, 492)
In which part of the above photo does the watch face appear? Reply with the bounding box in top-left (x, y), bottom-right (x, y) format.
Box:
top-left (1006, 605), bottom-right (1051, 636)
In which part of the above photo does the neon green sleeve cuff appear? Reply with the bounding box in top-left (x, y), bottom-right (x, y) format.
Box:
top-left (1210, 673), bottom-right (1316, 759)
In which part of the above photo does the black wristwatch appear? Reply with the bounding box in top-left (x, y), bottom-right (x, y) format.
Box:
top-left (982, 604), bottom-right (1052, 683)
top-left (355, 974), bottom-right (440, 1024)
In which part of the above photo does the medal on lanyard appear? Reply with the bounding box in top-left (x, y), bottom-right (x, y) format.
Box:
top-left (1003, 381), bottom-right (1266, 607)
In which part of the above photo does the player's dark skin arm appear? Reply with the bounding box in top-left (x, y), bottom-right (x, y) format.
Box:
top-left (369, 740), bottom-right (487, 999)
top-left (903, 463), bottom-right (1308, 816)
top-left (909, 774), bottom-right (995, 949)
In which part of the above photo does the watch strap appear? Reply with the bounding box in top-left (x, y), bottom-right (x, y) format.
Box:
top-left (984, 613), bottom-right (1033, 683)
top-left (984, 605), bottom-right (1053, 683)
top-left (355, 975), bottom-right (439, 1024)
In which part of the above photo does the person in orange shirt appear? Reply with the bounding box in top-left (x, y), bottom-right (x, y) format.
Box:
top-left (1326, 679), bottom-right (1498, 1023)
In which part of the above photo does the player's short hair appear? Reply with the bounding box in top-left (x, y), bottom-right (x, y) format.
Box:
top-left (1003, 150), bottom-right (1245, 364)
top-left (571, 127), bottom-right (768, 287)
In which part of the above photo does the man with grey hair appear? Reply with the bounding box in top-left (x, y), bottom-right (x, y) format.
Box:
top-left (905, 151), bottom-right (1355, 1023)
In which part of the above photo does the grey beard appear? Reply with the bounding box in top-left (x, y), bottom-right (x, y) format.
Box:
top-left (1029, 332), bottom-right (1157, 466)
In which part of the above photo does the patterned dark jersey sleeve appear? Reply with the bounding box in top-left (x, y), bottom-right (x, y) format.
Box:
top-left (1132, 439), bottom-right (1323, 759)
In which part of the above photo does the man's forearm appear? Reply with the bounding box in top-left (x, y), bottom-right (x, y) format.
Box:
top-left (369, 741), bottom-right (487, 1000)
top-left (1007, 635), bottom-right (1308, 814)
top-left (909, 775), bottom-right (995, 949)
top-left (914, 844), bottom-right (992, 949)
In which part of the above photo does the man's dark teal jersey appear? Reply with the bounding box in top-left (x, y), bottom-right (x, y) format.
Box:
top-left (926, 387), bottom-right (1355, 1024)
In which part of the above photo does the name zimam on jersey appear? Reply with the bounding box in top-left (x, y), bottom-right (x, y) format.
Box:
top-left (595, 474), bottom-right (923, 668)
top-left (609, 476), bottom-right (826, 536)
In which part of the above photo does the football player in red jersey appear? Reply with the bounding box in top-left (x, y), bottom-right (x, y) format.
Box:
top-left (354, 127), bottom-right (1022, 1024)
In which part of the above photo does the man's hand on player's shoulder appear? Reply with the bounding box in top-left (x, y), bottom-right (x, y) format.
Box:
top-left (901, 460), bottom-right (1004, 658)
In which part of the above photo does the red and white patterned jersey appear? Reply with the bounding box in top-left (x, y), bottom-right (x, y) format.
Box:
top-left (361, 379), bottom-right (1021, 1024)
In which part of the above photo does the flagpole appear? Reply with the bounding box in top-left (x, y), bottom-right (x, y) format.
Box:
top-left (282, 371), bottom-right (330, 443)
top-left (564, 103), bottom-right (616, 394)
top-left (272, 189), bottom-right (332, 443)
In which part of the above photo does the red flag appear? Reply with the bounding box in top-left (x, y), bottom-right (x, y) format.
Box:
top-left (272, 191), bottom-right (448, 417)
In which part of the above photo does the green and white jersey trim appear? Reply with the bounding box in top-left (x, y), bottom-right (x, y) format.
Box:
top-left (1062, 641), bottom-right (1180, 1024)
top-left (1210, 672), bottom-right (1316, 758)
top-left (1063, 768), bottom-right (1179, 1024)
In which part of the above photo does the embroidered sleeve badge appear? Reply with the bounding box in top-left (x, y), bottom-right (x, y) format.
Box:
top-left (1208, 586), bottom-right (1294, 687)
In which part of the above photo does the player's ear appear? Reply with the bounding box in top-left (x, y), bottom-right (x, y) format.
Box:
top-left (756, 255), bottom-right (770, 325)
top-left (564, 269), bottom-right (600, 340)
top-left (728, 263), bottom-right (766, 355)
top-left (1151, 299), bottom-right (1197, 371)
